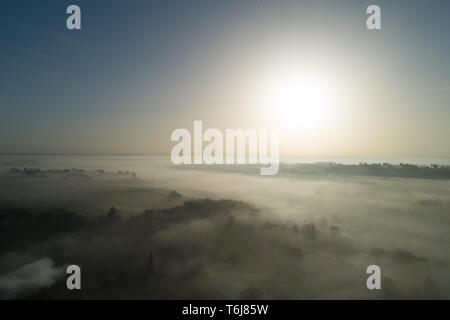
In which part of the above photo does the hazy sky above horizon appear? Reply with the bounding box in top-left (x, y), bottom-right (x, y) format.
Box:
top-left (1, 0), bottom-right (449, 157)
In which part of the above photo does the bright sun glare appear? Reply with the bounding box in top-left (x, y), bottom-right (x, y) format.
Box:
top-left (267, 73), bottom-right (335, 133)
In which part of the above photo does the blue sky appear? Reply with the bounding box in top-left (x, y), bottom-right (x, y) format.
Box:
top-left (1, 0), bottom-right (449, 156)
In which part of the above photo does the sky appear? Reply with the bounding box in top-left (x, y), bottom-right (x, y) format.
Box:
top-left (0, 0), bottom-right (449, 157)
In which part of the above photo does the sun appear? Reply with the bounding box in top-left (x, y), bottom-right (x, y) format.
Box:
top-left (267, 73), bottom-right (334, 133)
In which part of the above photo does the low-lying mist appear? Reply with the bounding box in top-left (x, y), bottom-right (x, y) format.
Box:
top-left (0, 156), bottom-right (449, 299)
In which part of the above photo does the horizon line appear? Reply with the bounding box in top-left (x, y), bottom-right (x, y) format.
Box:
top-left (1, 153), bottom-right (450, 160)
